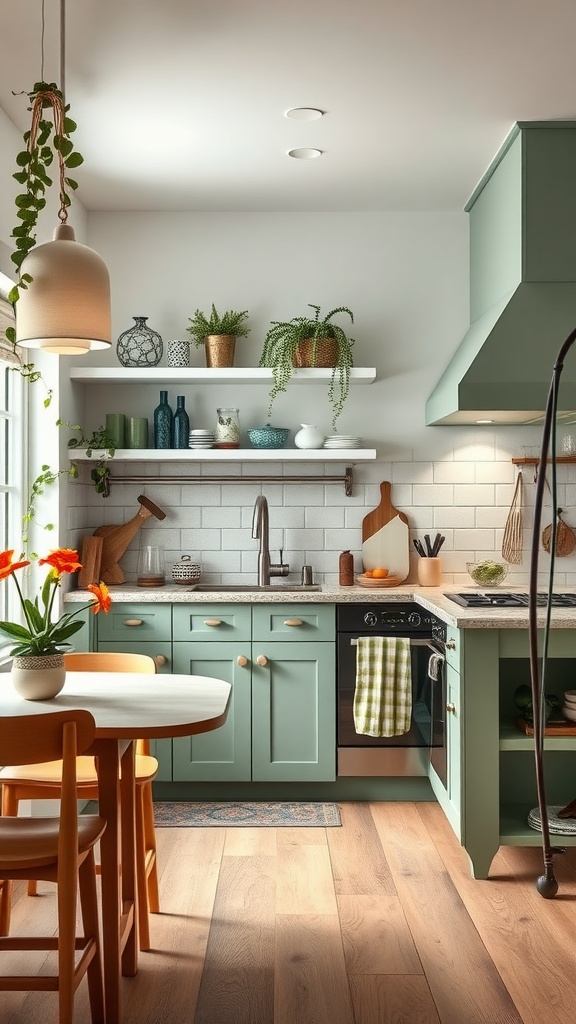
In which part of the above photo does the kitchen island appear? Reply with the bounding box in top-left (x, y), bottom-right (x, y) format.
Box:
top-left (64, 584), bottom-right (576, 878)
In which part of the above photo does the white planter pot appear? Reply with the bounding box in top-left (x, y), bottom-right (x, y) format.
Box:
top-left (11, 653), bottom-right (66, 700)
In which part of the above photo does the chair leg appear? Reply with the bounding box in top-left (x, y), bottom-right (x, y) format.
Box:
top-left (135, 786), bottom-right (151, 951)
top-left (79, 851), bottom-right (105, 1024)
top-left (0, 879), bottom-right (12, 936)
top-left (141, 782), bottom-right (160, 913)
top-left (57, 854), bottom-right (78, 1024)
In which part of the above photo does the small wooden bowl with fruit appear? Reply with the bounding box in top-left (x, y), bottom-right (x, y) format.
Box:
top-left (356, 567), bottom-right (401, 588)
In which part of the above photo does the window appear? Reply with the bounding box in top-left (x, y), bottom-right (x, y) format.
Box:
top-left (0, 296), bottom-right (26, 630)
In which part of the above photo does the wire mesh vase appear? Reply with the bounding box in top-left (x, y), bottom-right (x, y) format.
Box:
top-left (116, 316), bottom-right (163, 367)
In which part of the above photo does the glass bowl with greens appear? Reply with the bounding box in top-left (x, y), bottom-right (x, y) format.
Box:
top-left (466, 560), bottom-right (508, 587)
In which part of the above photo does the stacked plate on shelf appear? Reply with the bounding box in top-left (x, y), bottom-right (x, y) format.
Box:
top-left (323, 435), bottom-right (363, 449)
top-left (527, 805), bottom-right (576, 834)
top-left (562, 689), bottom-right (576, 722)
top-left (188, 429), bottom-right (215, 449)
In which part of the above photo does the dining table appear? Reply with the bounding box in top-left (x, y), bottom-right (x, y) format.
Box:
top-left (0, 669), bottom-right (231, 1024)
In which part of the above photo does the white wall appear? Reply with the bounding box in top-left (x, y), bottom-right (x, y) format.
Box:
top-left (57, 209), bottom-right (571, 589)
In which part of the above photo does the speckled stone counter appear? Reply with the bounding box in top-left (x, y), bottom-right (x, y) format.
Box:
top-left (63, 583), bottom-right (576, 629)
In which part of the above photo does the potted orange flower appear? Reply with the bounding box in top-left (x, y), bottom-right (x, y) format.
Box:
top-left (0, 548), bottom-right (111, 699)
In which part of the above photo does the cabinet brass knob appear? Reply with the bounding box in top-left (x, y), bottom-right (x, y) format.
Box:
top-left (204, 619), bottom-right (222, 627)
top-left (446, 702), bottom-right (456, 714)
top-left (123, 618), bottom-right (143, 627)
top-left (256, 654), bottom-right (268, 667)
top-left (237, 655), bottom-right (248, 667)
top-left (284, 618), bottom-right (303, 627)
top-left (154, 655), bottom-right (168, 667)
top-left (446, 639), bottom-right (457, 650)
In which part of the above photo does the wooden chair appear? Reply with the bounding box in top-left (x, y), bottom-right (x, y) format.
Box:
top-left (0, 709), bottom-right (106, 1024)
top-left (0, 651), bottom-right (160, 951)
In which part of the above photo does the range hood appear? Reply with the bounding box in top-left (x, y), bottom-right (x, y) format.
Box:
top-left (426, 121), bottom-right (576, 425)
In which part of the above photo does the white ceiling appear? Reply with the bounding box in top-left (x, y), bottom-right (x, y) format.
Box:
top-left (1, 0), bottom-right (575, 213)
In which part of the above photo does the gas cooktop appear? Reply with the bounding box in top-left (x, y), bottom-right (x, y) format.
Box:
top-left (447, 592), bottom-right (576, 608)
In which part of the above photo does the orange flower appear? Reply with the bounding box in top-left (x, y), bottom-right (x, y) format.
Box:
top-left (38, 548), bottom-right (83, 579)
top-left (87, 581), bottom-right (112, 615)
top-left (0, 549), bottom-right (31, 581)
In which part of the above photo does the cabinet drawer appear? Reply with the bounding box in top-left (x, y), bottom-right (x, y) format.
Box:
top-left (96, 603), bottom-right (172, 642)
top-left (252, 603), bottom-right (335, 642)
top-left (173, 603), bottom-right (251, 641)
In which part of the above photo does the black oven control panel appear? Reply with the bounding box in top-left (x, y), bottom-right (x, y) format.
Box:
top-left (337, 603), bottom-right (446, 641)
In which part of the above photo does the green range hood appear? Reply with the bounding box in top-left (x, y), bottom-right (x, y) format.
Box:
top-left (426, 121), bottom-right (576, 426)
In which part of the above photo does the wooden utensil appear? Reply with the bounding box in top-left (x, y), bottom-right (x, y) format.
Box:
top-left (502, 470), bottom-right (523, 564)
top-left (361, 481), bottom-right (410, 581)
top-left (93, 495), bottom-right (167, 583)
top-left (77, 536), bottom-right (103, 589)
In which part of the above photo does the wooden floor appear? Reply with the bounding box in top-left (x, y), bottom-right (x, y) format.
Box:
top-left (2, 801), bottom-right (576, 1023)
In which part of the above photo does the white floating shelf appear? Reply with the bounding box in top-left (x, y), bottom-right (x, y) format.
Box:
top-left (69, 448), bottom-right (377, 462)
top-left (69, 366), bottom-right (376, 385)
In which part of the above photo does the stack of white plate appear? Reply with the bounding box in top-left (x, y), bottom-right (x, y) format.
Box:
top-left (527, 805), bottom-right (576, 834)
top-left (562, 689), bottom-right (576, 722)
top-left (323, 435), bottom-right (363, 449)
top-left (189, 428), bottom-right (215, 449)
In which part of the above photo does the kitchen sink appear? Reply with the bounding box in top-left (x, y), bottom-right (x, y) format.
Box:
top-left (186, 583), bottom-right (322, 593)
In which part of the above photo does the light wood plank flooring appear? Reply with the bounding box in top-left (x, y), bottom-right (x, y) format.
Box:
top-left (2, 801), bottom-right (576, 1023)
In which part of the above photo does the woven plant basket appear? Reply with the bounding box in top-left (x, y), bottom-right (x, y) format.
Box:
top-left (293, 337), bottom-right (339, 368)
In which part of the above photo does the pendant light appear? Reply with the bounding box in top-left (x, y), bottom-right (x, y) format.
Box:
top-left (15, 0), bottom-right (111, 355)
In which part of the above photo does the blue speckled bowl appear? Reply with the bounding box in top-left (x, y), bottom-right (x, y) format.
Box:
top-left (247, 424), bottom-right (289, 449)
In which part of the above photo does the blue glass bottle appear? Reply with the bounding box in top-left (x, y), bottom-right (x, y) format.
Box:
top-left (173, 395), bottom-right (190, 449)
top-left (153, 390), bottom-right (173, 448)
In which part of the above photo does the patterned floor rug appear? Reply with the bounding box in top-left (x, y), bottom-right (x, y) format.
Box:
top-left (151, 801), bottom-right (342, 827)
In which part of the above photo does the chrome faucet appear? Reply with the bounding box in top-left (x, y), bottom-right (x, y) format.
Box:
top-left (252, 495), bottom-right (289, 585)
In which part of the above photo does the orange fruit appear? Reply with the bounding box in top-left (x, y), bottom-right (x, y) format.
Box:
top-left (372, 568), bottom-right (389, 579)
top-left (363, 569), bottom-right (374, 577)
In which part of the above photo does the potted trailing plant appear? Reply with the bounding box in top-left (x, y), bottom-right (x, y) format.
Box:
top-left (259, 304), bottom-right (355, 431)
top-left (186, 304), bottom-right (250, 367)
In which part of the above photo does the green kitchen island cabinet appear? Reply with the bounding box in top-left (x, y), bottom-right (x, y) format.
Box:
top-left (428, 624), bottom-right (576, 880)
top-left (171, 602), bottom-right (336, 783)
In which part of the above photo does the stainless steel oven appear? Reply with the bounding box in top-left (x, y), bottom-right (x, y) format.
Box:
top-left (337, 603), bottom-right (447, 778)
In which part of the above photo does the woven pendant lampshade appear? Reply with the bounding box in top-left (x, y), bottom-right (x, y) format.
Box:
top-left (15, 224), bottom-right (111, 355)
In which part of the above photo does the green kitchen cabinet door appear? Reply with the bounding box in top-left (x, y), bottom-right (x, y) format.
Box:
top-left (251, 641), bottom-right (336, 782)
top-left (171, 641), bottom-right (251, 781)
top-left (95, 639), bottom-right (173, 781)
top-left (445, 666), bottom-right (462, 834)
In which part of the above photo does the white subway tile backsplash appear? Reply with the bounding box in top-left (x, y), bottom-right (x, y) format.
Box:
top-left (72, 442), bottom-right (576, 586)
top-left (433, 506), bottom-right (475, 528)
top-left (434, 461), bottom-right (474, 483)
top-left (453, 484), bottom-right (495, 506)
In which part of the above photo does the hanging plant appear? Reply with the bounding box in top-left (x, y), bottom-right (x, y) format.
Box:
top-left (5, 80), bottom-right (84, 345)
top-left (259, 304), bottom-right (355, 431)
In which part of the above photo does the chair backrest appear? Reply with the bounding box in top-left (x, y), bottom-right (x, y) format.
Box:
top-left (0, 709), bottom-right (96, 767)
top-left (64, 651), bottom-right (156, 674)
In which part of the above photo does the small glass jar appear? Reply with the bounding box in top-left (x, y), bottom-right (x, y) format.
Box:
top-left (562, 432), bottom-right (576, 456)
top-left (137, 545), bottom-right (165, 587)
top-left (215, 407), bottom-right (240, 448)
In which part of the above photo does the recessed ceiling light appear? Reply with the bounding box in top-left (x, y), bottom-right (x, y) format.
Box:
top-left (288, 148), bottom-right (322, 159)
top-left (476, 419), bottom-right (494, 424)
top-left (285, 108), bottom-right (324, 121)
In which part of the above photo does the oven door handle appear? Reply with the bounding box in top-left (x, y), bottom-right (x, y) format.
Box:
top-left (349, 637), bottom-right (438, 648)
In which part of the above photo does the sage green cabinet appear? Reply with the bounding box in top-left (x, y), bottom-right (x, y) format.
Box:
top-left (428, 627), bottom-right (462, 840)
top-left (171, 602), bottom-right (336, 782)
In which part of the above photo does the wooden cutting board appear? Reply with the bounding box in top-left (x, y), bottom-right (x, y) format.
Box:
top-left (361, 481), bottom-right (410, 581)
top-left (93, 495), bottom-right (166, 584)
top-left (77, 536), bottom-right (103, 589)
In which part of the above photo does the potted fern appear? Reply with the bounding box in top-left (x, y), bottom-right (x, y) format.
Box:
top-left (259, 304), bottom-right (355, 431)
top-left (186, 304), bottom-right (250, 367)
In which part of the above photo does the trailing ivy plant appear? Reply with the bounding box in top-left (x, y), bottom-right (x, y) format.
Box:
top-left (259, 304), bottom-right (355, 431)
top-left (5, 80), bottom-right (83, 332)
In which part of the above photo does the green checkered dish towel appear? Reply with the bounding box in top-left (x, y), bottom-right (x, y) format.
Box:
top-left (353, 636), bottom-right (412, 737)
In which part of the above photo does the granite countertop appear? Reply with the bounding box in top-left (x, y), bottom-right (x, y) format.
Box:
top-left (63, 583), bottom-right (576, 629)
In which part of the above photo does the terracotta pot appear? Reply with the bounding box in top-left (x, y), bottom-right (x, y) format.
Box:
top-left (293, 337), bottom-right (338, 368)
top-left (204, 334), bottom-right (236, 368)
top-left (11, 653), bottom-right (66, 700)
